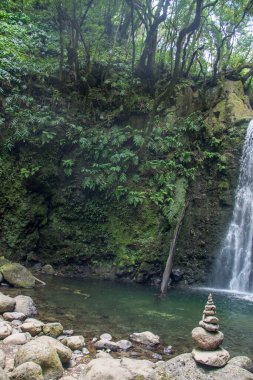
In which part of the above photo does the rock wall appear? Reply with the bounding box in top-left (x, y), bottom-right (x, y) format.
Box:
top-left (0, 80), bottom-right (252, 285)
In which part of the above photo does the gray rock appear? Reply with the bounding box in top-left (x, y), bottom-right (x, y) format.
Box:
top-left (43, 322), bottom-right (63, 338)
top-left (0, 349), bottom-right (6, 368)
top-left (82, 348), bottom-right (89, 355)
top-left (14, 336), bottom-right (71, 380)
top-left (41, 264), bottom-right (55, 275)
top-left (192, 347), bottom-right (230, 367)
top-left (3, 333), bottom-right (31, 345)
top-left (229, 356), bottom-right (253, 372)
top-left (99, 333), bottom-right (112, 341)
top-left (0, 273), bottom-right (3, 283)
top-left (9, 362), bottom-right (43, 380)
top-left (3, 313), bottom-right (26, 322)
top-left (0, 294), bottom-right (16, 313)
top-left (0, 322), bottom-right (13, 339)
top-left (79, 357), bottom-right (156, 380)
top-left (116, 340), bottom-right (132, 351)
top-left (130, 331), bottom-right (160, 346)
top-left (60, 336), bottom-right (85, 350)
top-left (152, 353), bottom-right (253, 380)
top-left (0, 368), bottom-right (9, 380)
top-left (20, 319), bottom-right (44, 336)
top-left (14, 296), bottom-right (37, 317)
top-left (94, 340), bottom-right (119, 352)
top-left (192, 327), bottom-right (224, 350)
top-left (152, 353), bottom-right (163, 360)
top-left (163, 345), bottom-right (173, 355)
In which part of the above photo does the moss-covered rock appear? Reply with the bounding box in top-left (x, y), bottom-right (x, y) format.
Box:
top-left (0, 263), bottom-right (35, 288)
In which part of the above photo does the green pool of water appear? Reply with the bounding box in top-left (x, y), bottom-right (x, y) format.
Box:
top-left (5, 276), bottom-right (253, 357)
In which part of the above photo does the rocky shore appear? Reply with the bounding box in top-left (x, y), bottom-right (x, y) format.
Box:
top-left (0, 290), bottom-right (251, 380)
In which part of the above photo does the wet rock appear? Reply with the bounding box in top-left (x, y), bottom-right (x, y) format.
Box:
top-left (3, 313), bottom-right (26, 322)
top-left (171, 268), bottom-right (184, 282)
top-left (63, 330), bottom-right (74, 336)
top-left (94, 340), bottom-right (119, 352)
top-left (43, 322), bottom-right (63, 338)
top-left (60, 336), bottom-right (85, 350)
top-left (130, 331), bottom-right (160, 346)
top-left (192, 327), bottom-right (224, 350)
top-left (116, 340), bottom-right (132, 351)
top-left (152, 353), bottom-right (163, 360)
top-left (3, 333), bottom-right (31, 345)
top-left (9, 362), bottom-right (43, 380)
top-left (0, 263), bottom-right (35, 288)
top-left (164, 345), bottom-right (173, 355)
top-left (228, 356), bottom-right (253, 372)
top-left (99, 333), bottom-right (112, 341)
top-left (154, 353), bottom-right (253, 380)
top-left (79, 357), bottom-right (156, 380)
top-left (14, 296), bottom-right (37, 317)
top-left (192, 347), bottom-right (230, 367)
top-left (41, 264), bottom-right (55, 275)
top-left (0, 294), bottom-right (16, 313)
top-left (0, 349), bottom-right (6, 368)
top-left (0, 322), bottom-right (13, 339)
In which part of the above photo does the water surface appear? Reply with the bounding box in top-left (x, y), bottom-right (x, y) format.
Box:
top-left (5, 276), bottom-right (253, 357)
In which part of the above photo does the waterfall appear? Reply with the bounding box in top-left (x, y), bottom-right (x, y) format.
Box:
top-left (215, 120), bottom-right (253, 293)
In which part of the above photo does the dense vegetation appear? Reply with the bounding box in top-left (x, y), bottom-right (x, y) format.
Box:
top-left (0, 0), bottom-right (252, 283)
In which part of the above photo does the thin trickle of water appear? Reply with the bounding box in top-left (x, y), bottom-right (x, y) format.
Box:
top-left (215, 120), bottom-right (253, 293)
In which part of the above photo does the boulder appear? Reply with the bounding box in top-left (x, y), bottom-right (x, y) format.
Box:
top-left (0, 322), bottom-right (13, 339)
top-left (130, 331), bottom-right (160, 346)
top-left (14, 338), bottom-right (67, 380)
top-left (0, 263), bottom-right (35, 288)
top-left (79, 357), bottom-right (156, 380)
top-left (152, 353), bottom-right (253, 380)
top-left (41, 264), bottom-right (55, 275)
top-left (192, 347), bottom-right (230, 367)
top-left (0, 349), bottom-right (6, 368)
top-left (192, 327), bottom-right (224, 350)
top-left (14, 296), bottom-right (37, 317)
top-left (0, 294), bottom-right (15, 313)
top-left (9, 362), bottom-right (43, 380)
top-left (34, 336), bottom-right (72, 364)
top-left (20, 319), bottom-right (44, 336)
top-left (60, 336), bottom-right (85, 351)
top-left (3, 333), bottom-right (31, 345)
top-left (3, 313), bottom-right (26, 322)
top-left (229, 356), bottom-right (253, 372)
top-left (0, 368), bottom-right (9, 380)
top-left (43, 322), bottom-right (63, 338)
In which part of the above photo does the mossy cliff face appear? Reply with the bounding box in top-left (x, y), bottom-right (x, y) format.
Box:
top-left (0, 80), bottom-right (252, 285)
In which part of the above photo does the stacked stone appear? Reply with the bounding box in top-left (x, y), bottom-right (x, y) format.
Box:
top-left (191, 293), bottom-right (230, 367)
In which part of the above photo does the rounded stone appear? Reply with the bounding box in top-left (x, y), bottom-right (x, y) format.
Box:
top-left (3, 313), bottom-right (26, 322)
top-left (199, 320), bottom-right (219, 332)
top-left (204, 316), bottom-right (219, 324)
top-left (0, 294), bottom-right (16, 313)
top-left (204, 310), bottom-right (216, 316)
top-left (192, 327), bottom-right (224, 350)
top-left (100, 333), bottom-right (112, 341)
top-left (192, 347), bottom-right (230, 367)
top-left (9, 361), bottom-right (43, 380)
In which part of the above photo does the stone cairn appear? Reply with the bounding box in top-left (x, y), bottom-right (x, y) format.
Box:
top-left (191, 293), bottom-right (230, 367)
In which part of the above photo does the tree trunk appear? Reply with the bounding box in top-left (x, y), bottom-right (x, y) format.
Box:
top-left (160, 200), bottom-right (189, 296)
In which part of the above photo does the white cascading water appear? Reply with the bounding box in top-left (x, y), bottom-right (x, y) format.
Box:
top-left (215, 120), bottom-right (253, 293)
